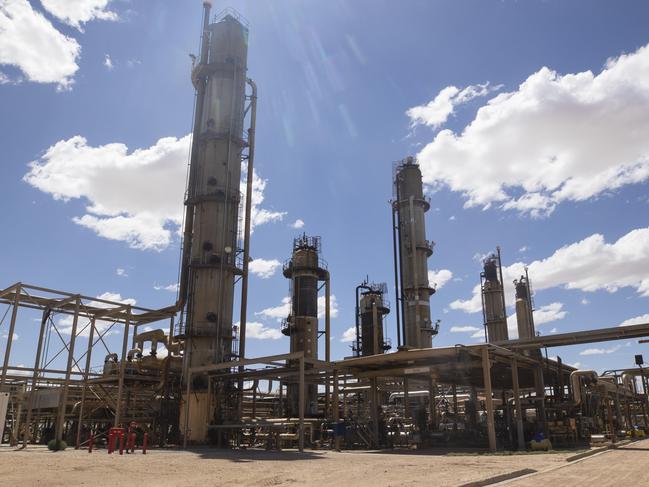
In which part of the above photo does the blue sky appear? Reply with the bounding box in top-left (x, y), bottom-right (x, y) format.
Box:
top-left (2, 0), bottom-right (649, 373)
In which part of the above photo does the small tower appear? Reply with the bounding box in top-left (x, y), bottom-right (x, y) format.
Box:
top-left (354, 281), bottom-right (391, 356)
top-left (281, 235), bottom-right (328, 416)
top-left (481, 248), bottom-right (509, 342)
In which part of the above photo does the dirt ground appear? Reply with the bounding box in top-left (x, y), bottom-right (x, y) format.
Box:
top-left (0, 445), bottom-right (576, 487)
top-left (506, 439), bottom-right (649, 487)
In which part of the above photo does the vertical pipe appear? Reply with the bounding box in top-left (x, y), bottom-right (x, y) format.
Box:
top-left (403, 377), bottom-right (410, 418)
top-left (372, 300), bottom-right (379, 356)
top-left (75, 317), bottom-right (96, 449)
top-left (298, 355), bottom-right (305, 453)
top-left (0, 284), bottom-right (21, 386)
top-left (55, 297), bottom-right (81, 443)
top-left (325, 273), bottom-right (331, 417)
top-left (511, 358), bottom-right (525, 450)
top-left (22, 307), bottom-right (49, 447)
top-left (183, 371), bottom-right (192, 448)
top-left (394, 183), bottom-right (407, 346)
top-left (238, 78), bottom-right (258, 365)
top-left (496, 246), bottom-right (507, 328)
top-left (482, 347), bottom-right (496, 452)
top-left (391, 205), bottom-right (402, 348)
top-left (333, 369), bottom-right (340, 451)
top-left (370, 377), bottom-right (379, 448)
top-left (114, 308), bottom-right (131, 427)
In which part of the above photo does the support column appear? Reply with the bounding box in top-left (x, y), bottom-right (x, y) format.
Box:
top-left (0, 285), bottom-right (21, 386)
top-left (482, 347), bottom-right (496, 452)
top-left (114, 308), bottom-right (131, 426)
top-left (75, 317), bottom-right (96, 448)
top-left (428, 377), bottom-right (437, 429)
top-left (55, 297), bottom-right (81, 443)
top-left (511, 358), bottom-right (525, 450)
top-left (299, 354), bottom-right (305, 453)
top-left (333, 370), bottom-right (340, 451)
top-left (23, 307), bottom-right (49, 447)
top-left (370, 377), bottom-right (379, 448)
top-left (183, 371), bottom-right (192, 449)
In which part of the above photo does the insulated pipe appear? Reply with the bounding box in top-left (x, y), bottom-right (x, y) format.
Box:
top-left (571, 370), bottom-right (598, 406)
top-left (391, 204), bottom-right (402, 348)
top-left (238, 78), bottom-right (258, 364)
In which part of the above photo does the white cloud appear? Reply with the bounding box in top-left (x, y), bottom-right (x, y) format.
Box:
top-left (549, 327), bottom-right (558, 334)
top-left (116, 267), bottom-right (127, 277)
top-left (57, 292), bottom-right (136, 336)
top-left (256, 297), bottom-right (291, 321)
top-left (154, 283), bottom-right (178, 293)
top-left (0, 0), bottom-right (80, 89)
top-left (415, 44), bottom-right (649, 216)
top-left (318, 294), bottom-right (339, 319)
top-left (340, 326), bottom-right (356, 343)
top-left (249, 258), bottom-right (281, 279)
top-left (104, 53), bottom-right (113, 70)
top-left (451, 227), bottom-right (649, 313)
top-left (25, 135), bottom-right (283, 250)
top-left (407, 82), bottom-right (500, 130)
top-left (581, 298), bottom-right (590, 305)
top-left (504, 302), bottom-right (566, 339)
top-left (255, 294), bottom-right (339, 321)
top-left (580, 344), bottom-right (622, 356)
top-left (519, 246), bottom-right (528, 253)
top-left (428, 269), bottom-right (453, 290)
top-left (242, 167), bottom-right (286, 230)
top-left (40, 0), bottom-right (118, 31)
top-left (619, 313), bottom-right (649, 327)
top-left (291, 219), bottom-right (305, 229)
top-left (236, 321), bottom-right (282, 340)
top-left (449, 325), bottom-right (481, 333)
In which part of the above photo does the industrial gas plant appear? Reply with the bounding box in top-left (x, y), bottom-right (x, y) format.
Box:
top-left (3, 2), bottom-right (649, 454)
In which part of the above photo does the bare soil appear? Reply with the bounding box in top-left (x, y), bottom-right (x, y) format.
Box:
top-left (0, 445), bottom-right (576, 487)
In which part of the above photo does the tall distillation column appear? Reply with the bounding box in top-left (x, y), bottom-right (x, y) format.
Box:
top-left (392, 157), bottom-right (436, 349)
top-left (180, 4), bottom-right (249, 442)
top-left (481, 249), bottom-right (509, 342)
top-left (281, 235), bottom-right (328, 417)
top-left (355, 282), bottom-right (391, 356)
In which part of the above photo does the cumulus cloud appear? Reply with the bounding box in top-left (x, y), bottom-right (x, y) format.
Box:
top-left (340, 326), bottom-right (356, 343)
top-left (407, 83), bottom-right (500, 130)
top-left (58, 292), bottom-right (136, 336)
top-left (40, 0), bottom-right (118, 31)
top-left (505, 302), bottom-right (566, 339)
top-left (255, 294), bottom-right (339, 321)
top-left (449, 325), bottom-right (481, 333)
top-left (291, 219), bottom-right (305, 229)
top-left (116, 267), bottom-right (127, 277)
top-left (580, 344), bottom-right (622, 356)
top-left (236, 321), bottom-right (282, 340)
top-left (450, 227), bottom-right (649, 313)
top-left (415, 44), bottom-right (649, 216)
top-left (318, 294), bottom-right (339, 319)
top-left (619, 313), bottom-right (649, 327)
top-left (24, 135), bottom-right (283, 250)
top-left (249, 258), bottom-right (281, 279)
top-left (104, 53), bottom-right (113, 70)
top-left (242, 167), bottom-right (286, 230)
top-left (256, 297), bottom-right (291, 322)
top-left (0, 0), bottom-right (80, 89)
top-left (428, 269), bottom-right (453, 290)
top-left (154, 283), bottom-right (178, 293)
